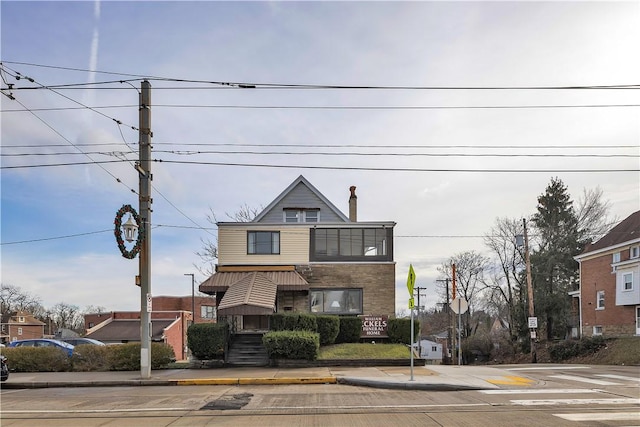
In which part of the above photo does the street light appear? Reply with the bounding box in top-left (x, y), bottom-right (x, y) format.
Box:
top-left (122, 215), bottom-right (138, 242)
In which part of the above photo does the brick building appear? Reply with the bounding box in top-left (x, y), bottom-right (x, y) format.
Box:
top-left (200, 175), bottom-right (396, 334)
top-left (0, 311), bottom-right (46, 344)
top-left (573, 210), bottom-right (640, 337)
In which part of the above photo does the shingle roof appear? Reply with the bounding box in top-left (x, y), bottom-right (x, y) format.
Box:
top-left (86, 319), bottom-right (174, 342)
top-left (200, 270), bottom-right (308, 293)
top-left (581, 210), bottom-right (640, 254)
top-left (217, 272), bottom-right (277, 316)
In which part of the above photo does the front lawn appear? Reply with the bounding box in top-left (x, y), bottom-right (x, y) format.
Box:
top-left (318, 343), bottom-right (410, 360)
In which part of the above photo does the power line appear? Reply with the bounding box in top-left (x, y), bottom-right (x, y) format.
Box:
top-left (153, 159), bottom-right (640, 173)
top-left (3, 61), bottom-right (639, 90)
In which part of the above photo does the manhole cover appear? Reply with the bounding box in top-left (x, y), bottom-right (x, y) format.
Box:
top-left (201, 393), bottom-right (254, 411)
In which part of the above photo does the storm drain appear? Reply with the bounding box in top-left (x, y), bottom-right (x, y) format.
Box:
top-left (200, 393), bottom-right (254, 410)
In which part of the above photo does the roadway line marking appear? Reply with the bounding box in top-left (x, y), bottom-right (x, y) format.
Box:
top-left (506, 366), bottom-right (590, 371)
top-left (511, 398), bottom-right (640, 406)
top-left (1, 408), bottom-right (192, 414)
top-left (549, 374), bottom-right (621, 385)
top-left (595, 374), bottom-right (640, 383)
top-left (479, 389), bottom-right (599, 395)
top-left (554, 412), bottom-right (640, 421)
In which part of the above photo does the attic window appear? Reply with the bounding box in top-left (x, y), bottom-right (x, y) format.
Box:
top-left (18, 316), bottom-right (25, 323)
top-left (631, 246), bottom-right (639, 259)
top-left (283, 209), bottom-right (319, 223)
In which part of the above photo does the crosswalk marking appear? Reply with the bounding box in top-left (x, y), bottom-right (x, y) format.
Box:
top-left (506, 366), bottom-right (589, 371)
top-left (554, 412), bottom-right (640, 422)
top-left (549, 374), bottom-right (620, 385)
top-left (479, 388), bottom-right (598, 395)
top-left (511, 398), bottom-right (640, 406)
top-left (595, 374), bottom-right (640, 383)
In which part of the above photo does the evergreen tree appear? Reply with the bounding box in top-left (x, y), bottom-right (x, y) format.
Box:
top-left (530, 177), bottom-right (584, 340)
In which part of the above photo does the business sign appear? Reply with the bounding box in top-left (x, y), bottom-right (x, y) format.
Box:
top-left (360, 315), bottom-right (389, 338)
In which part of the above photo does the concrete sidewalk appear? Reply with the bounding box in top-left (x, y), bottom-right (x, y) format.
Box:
top-left (0, 364), bottom-right (539, 391)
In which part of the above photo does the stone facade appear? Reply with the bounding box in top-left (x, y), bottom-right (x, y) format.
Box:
top-left (304, 263), bottom-right (396, 317)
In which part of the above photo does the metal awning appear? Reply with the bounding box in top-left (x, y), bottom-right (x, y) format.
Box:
top-left (199, 269), bottom-right (309, 294)
top-left (217, 272), bottom-right (279, 316)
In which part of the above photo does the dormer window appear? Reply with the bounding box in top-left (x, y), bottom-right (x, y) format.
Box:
top-left (18, 316), bottom-right (25, 323)
top-left (631, 246), bottom-right (639, 259)
top-left (283, 209), bottom-right (319, 223)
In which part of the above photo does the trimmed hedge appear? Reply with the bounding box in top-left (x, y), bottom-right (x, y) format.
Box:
top-left (263, 330), bottom-right (320, 360)
top-left (336, 316), bottom-right (362, 343)
top-left (3, 342), bottom-right (176, 372)
top-left (187, 322), bottom-right (228, 360)
top-left (270, 313), bottom-right (318, 332)
top-left (316, 315), bottom-right (340, 346)
top-left (388, 318), bottom-right (420, 344)
top-left (2, 347), bottom-right (72, 372)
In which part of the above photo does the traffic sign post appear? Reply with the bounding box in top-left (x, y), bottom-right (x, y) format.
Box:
top-left (407, 265), bottom-right (416, 381)
top-left (450, 297), bottom-right (468, 365)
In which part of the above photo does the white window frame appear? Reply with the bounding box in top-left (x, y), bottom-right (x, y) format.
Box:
top-left (631, 246), bottom-right (639, 259)
top-left (593, 325), bottom-right (603, 336)
top-left (17, 327), bottom-right (23, 336)
top-left (596, 290), bottom-right (605, 310)
top-left (623, 272), bottom-right (633, 291)
top-left (200, 305), bottom-right (216, 319)
top-left (284, 210), bottom-right (299, 223)
top-left (304, 210), bottom-right (319, 222)
top-left (612, 252), bottom-right (621, 263)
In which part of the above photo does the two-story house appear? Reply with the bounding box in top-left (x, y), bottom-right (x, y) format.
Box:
top-left (0, 310), bottom-right (46, 344)
top-left (573, 210), bottom-right (640, 337)
top-left (199, 175), bottom-right (396, 334)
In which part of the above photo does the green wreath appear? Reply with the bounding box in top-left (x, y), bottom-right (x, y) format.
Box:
top-left (114, 204), bottom-right (144, 259)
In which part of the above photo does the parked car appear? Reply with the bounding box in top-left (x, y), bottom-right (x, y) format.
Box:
top-left (1, 355), bottom-right (8, 382)
top-left (62, 338), bottom-right (105, 347)
top-left (7, 339), bottom-right (74, 356)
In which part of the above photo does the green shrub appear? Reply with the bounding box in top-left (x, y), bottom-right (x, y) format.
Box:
top-left (187, 322), bottom-right (228, 360)
top-left (263, 330), bottom-right (319, 360)
top-left (106, 342), bottom-right (176, 371)
top-left (270, 313), bottom-right (317, 332)
top-left (316, 315), bottom-right (340, 346)
top-left (1, 347), bottom-right (72, 372)
top-left (336, 316), bottom-right (362, 343)
top-left (549, 336), bottom-right (607, 362)
top-left (71, 344), bottom-right (110, 371)
top-left (388, 318), bottom-right (420, 344)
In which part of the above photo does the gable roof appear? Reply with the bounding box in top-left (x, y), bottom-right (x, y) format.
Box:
top-left (86, 319), bottom-right (175, 342)
top-left (253, 175), bottom-right (350, 222)
top-left (580, 210), bottom-right (640, 255)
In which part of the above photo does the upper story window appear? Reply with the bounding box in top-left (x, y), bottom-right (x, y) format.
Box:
top-left (612, 252), bottom-right (621, 263)
top-left (201, 305), bottom-right (216, 319)
top-left (283, 209), bottom-right (319, 223)
top-left (18, 316), bottom-right (25, 323)
top-left (631, 246), bottom-right (639, 259)
top-left (596, 290), bottom-right (605, 309)
top-left (623, 272), bottom-right (633, 291)
top-left (311, 227), bottom-right (392, 261)
top-left (247, 231), bottom-right (280, 255)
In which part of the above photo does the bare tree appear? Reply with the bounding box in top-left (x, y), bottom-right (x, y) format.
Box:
top-left (482, 217), bottom-right (527, 339)
top-left (50, 302), bottom-right (84, 332)
top-left (0, 284), bottom-right (43, 317)
top-left (195, 204), bottom-right (263, 276)
top-left (575, 186), bottom-right (617, 244)
top-left (437, 251), bottom-right (490, 336)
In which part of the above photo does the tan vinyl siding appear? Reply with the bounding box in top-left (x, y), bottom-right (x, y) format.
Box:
top-left (218, 225), bottom-right (310, 265)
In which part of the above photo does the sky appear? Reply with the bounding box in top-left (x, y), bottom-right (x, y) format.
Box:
top-left (1, 1), bottom-right (639, 316)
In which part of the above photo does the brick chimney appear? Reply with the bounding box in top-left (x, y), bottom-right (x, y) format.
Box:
top-left (349, 185), bottom-right (357, 222)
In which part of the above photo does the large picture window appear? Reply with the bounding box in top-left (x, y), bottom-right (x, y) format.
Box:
top-left (247, 231), bottom-right (280, 254)
top-left (310, 289), bottom-right (363, 314)
top-left (311, 228), bottom-right (391, 261)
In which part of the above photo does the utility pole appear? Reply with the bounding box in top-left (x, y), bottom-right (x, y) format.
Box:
top-left (436, 278), bottom-right (452, 364)
top-left (139, 80), bottom-right (152, 378)
top-left (523, 218), bottom-right (537, 363)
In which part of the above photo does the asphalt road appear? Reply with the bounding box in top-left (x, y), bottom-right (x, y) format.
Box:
top-left (1, 364), bottom-right (638, 427)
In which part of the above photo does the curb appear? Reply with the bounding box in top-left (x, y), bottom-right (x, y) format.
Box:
top-left (175, 377), bottom-right (337, 386)
top-left (336, 377), bottom-right (486, 391)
